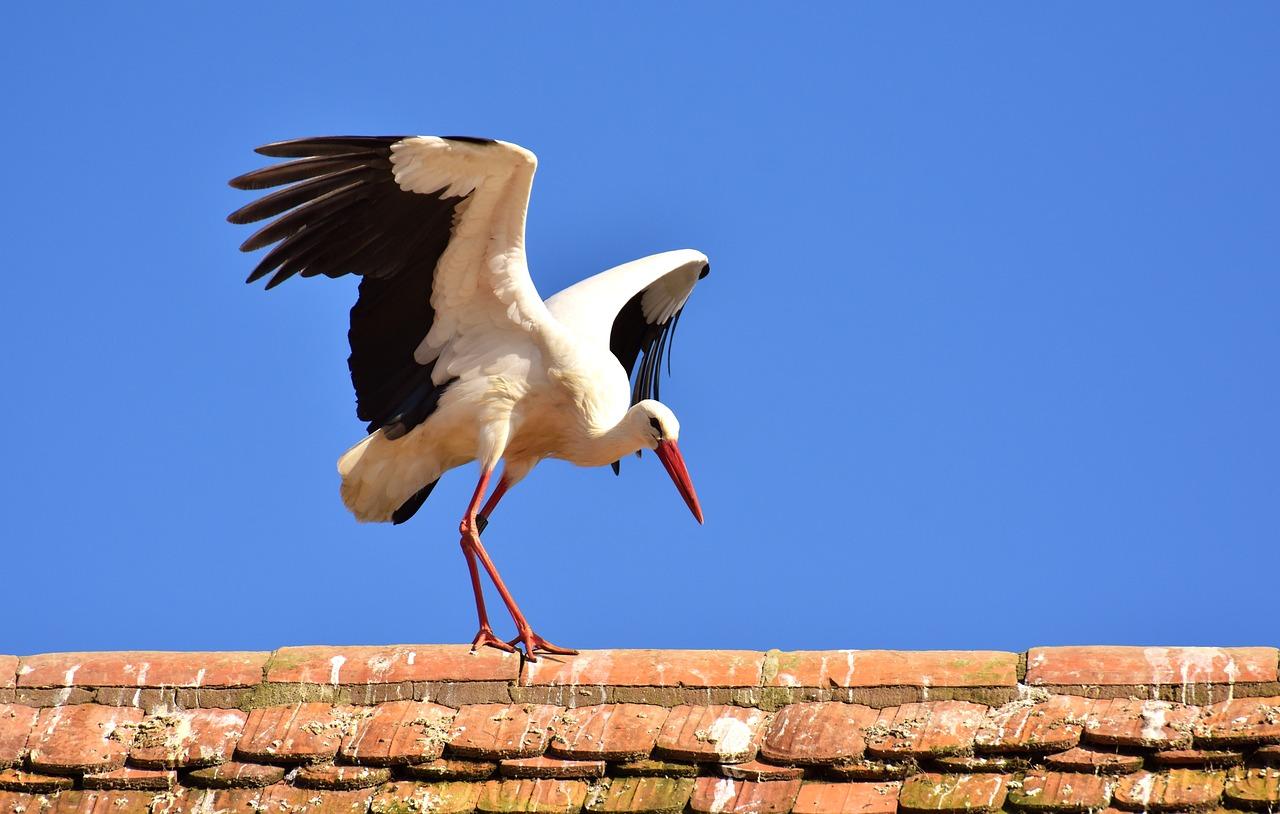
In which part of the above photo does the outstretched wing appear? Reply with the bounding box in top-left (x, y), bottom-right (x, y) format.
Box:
top-left (546, 249), bottom-right (709, 404)
top-left (228, 135), bottom-right (557, 437)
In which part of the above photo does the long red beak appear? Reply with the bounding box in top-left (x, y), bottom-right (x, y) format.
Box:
top-left (654, 440), bottom-right (704, 524)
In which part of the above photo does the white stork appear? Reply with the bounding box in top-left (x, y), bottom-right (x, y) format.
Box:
top-left (228, 135), bottom-right (708, 657)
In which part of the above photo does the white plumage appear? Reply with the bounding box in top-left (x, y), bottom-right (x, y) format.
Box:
top-left (229, 135), bottom-right (708, 657)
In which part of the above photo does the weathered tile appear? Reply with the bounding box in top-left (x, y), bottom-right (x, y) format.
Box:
top-left (184, 761), bottom-right (285, 789)
top-left (1005, 770), bottom-right (1111, 812)
top-left (81, 766), bottom-right (175, 790)
top-left (449, 705), bottom-right (563, 760)
top-left (0, 705), bottom-right (37, 768)
top-left (760, 703), bottom-right (879, 766)
top-left (1111, 769), bottom-right (1225, 812)
top-left (269, 645), bottom-right (518, 684)
top-left (522, 651), bottom-right (764, 688)
top-left (477, 778), bottom-right (589, 814)
top-left (719, 759), bottom-right (803, 781)
top-left (654, 705), bottom-right (768, 763)
top-left (236, 703), bottom-right (360, 763)
top-left (1025, 647), bottom-right (1277, 687)
top-left (157, 787), bottom-right (265, 814)
top-left (610, 760), bottom-right (699, 778)
top-left (689, 777), bottom-right (801, 814)
top-left (402, 758), bottom-right (497, 781)
top-left (898, 773), bottom-right (1007, 814)
top-left (296, 763), bottom-right (391, 790)
top-left (548, 705), bottom-right (666, 762)
top-left (27, 704), bottom-right (143, 774)
top-left (974, 694), bottom-right (1093, 753)
top-left (500, 757), bottom-right (604, 779)
top-left (371, 781), bottom-right (482, 814)
top-left (930, 754), bottom-right (1029, 772)
top-left (257, 783), bottom-right (374, 814)
top-left (864, 702), bottom-right (987, 758)
top-left (1043, 746), bottom-right (1144, 774)
top-left (16, 653), bottom-right (268, 689)
top-left (792, 781), bottom-right (900, 814)
top-left (1195, 697), bottom-right (1280, 746)
top-left (1150, 748), bottom-right (1243, 767)
top-left (0, 791), bottom-right (51, 814)
top-left (339, 700), bottom-right (456, 766)
top-left (128, 708), bottom-right (246, 768)
top-left (585, 777), bottom-right (694, 814)
top-left (769, 652), bottom-right (1017, 688)
top-left (0, 769), bottom-right (74, 793)
top-left (1084, 699), bottom-right (1197, 749)
top-left (825, 760), bottom-right (914, 781)
top-left (48, 790), bottom-right (155, 814)
top-left (1224, 767), bottom-right (1280, 810)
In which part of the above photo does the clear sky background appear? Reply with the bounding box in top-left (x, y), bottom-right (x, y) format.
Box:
top-left (2, 4), bottom-right (1276, 657)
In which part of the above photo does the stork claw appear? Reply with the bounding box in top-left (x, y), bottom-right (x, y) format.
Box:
top-left (508, 630), bottom-right (578, 661)
top-left (471, 626), bottom-right (517, 654)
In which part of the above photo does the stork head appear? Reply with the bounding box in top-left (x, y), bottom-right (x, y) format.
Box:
top-left (628, 400), bottom-right (704, 524)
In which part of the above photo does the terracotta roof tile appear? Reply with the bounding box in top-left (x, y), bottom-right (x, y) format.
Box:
top-left (761, 703), bottom-right (879, 766)
top-left (48, 790), bottom-right (155, 814)
top-left (654, 706), bottom-right (768, 763)
top-left (1041, 746), bottom-right (1144, 774)
top-left (928, 755), bottom-right (1028, 773)
top-left (1223, 767), bottom-right (1280, 809)
top-left (548, 704), bottom-right (667, 762)
top-left (864, 703), bottom-right (987, 759)
top-left (371, 781), bottom-right (482, 814)
top-left (0, 705), bottom-right (37, 769)
top-left (792, 781), bottom-right (900, 814)
top-left (0, 791), bottom-right (47, 814)
top-left (1004, 770), bottom-right (1111, 812)
top-left (27, 705), bottom-right (143, 774)
top-left (825, 760), bottom-right (914, 781)
top-left (401, 758), bottom-right (497, 781)
top-left (80, 767), bottom-right (175, 791)
top-left (477, 778), bottom-right (589, 814)
top-left (973, 694), bottom-right (1093, 753)
top-left (257, 783), bottom-right (374, 814)
top-left (127, 708), bottom-right (246, 769)
top-left (523, 651), bottom-right (765, 688)
top-left (897, 773), bottom-right (1007, 814)
top-left (1149, 747), bottom-right (1244, 767)
top-left (768, 652), bottom-right (1017, 689)
top-left (236, 704), bottom-right (358, 764)
top-left (720, 760), bottom-right (803, 782)
top-left (1111, 769), bottom-right (1225, 812)
top-left (184, 762), bottom-right (286, 789)
top-left (448, 704), bottom-right (563, 760)
top-left (499, 756), bottom-right (605, 779)
top-left (0, 769), bottom-right (75, 793)
top-left (611, 760), bottom-right (698, 778)
top-left (0, 661), bottom-right (16, 692)
top-left (585, 777), bottom-right (694, 814)
top-left (338, 700), bottom-right (455, 766)
top-left (294, 764), bottom-right (390, 790)
top-left (268, 645), bottom-right (519, 684)
top-left (160, 787), bottom-right (265, 814)
top-left (689, 777), bottom-right (802, 814)
top-left (1083, 699), bottom-right (1197, 749)
top-left (1195, 696), bottom-right (1280, 746)
top-left (1026, 646), bottom-right (1278, 687)
top-left (17, 653), bottom-right (267, 689)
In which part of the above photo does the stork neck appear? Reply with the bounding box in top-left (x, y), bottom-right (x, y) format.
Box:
top-left (574, 412), bottom-right (647, 468)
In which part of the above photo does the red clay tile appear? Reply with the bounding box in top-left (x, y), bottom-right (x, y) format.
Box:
top-left (80, 767), bottom-right (175, 790)
top-left (157, 787), bottom-right (265, 814)
top-left (585, 777), bottom-right (695, 814)
top-left (338, 700), bottom-right (456, 766)
top-left (1195, 696), bottom-right (1280, 746)
top-left (16, 652), bottom-right (268, 688)
top-left (1084, 699), bottom-right (1197, 748)
top-left (1026, 647), bottom-right (1278, 687)
top-left (0, 705), bottom-right (37, 769)
top-left (295, 763), bottom-right (391, 790)
top-left (1043, 746), bottom-right (1145, 774)
top-left (825, 760), bottom-right (913, 781)
top-left (523, 651), bottom-right (765, 688)
top-left (1224, 767), bottom-right (1280, 810)
top-left (549, 704), bottom-right (667, 761)
top-left (27, 704), bottom-right (143, 774)
top-left (500, 756), bottom-right (605, 779)
top-left (0, 769), bottom-right (74, 793)
top-left (268, 645), bottom-right (519, 684)
top-left (0, 661), bottom-right (15, 692)
top-left (184, 761), bottom-right (286, 788)
top-left (1151, 748), bottom-right (1243, 767)
top-left (449, 704), bottom-right (563, 760)
top-left (898, 774), bottom-right (1007, 814)
top-left (257, 783), bottom-right (374, 814)
top-left (769, 651), bottom-right (1017, 688)
top-left (477, 778), bottom-right (590, 814)
top-left (760, 702), bottom-right (879, 766)
top-left (1005, 770), bottom-right (1111, 812)
top-left (127, 708), bottom-right (247, 769)
top-left (48, 790), bottom-right (155, 814)
top-left (372, 781), bottom-right (482, 814)
top-left (863, 702), bottom-right (987, 758)
top-left (974, 694), bottom-right (1094, 753)
top-left (931, 755), bottom-right (1029, 772)
top-left (719, 760), bottom-right (803, 781)
top-left (1112, 769), bottom-right (1225, 812)
top-left (611, 760), bottom-right (699, 778)
top-left (655, 705), bottom-right (768, 763)
top-left (793, 782), bottom-right (900, 814)
top-left (0, 791), bottom-right (49, 814)
top-left (689, 777), bottom-right (802, 814)
top-left (236, 703), bottom-right (360, 764)
top-left (401, 757), bottom-right (497, 781)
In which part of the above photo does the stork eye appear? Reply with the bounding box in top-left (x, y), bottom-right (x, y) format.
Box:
top-left (649, 417), bottom-right (663, 437)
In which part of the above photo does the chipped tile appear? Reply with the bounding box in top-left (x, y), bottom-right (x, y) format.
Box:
top-left (183, 762), bottom-right (285, 789)
top-left (27, 704), bottom-right (143, 774)
top-left (128, 708), bottom-right (247, 769)
top-left (760, 703), bottom-right (879, 766)
top-left (1043, 746), bottom-right (1144, 774)
top-left (0, 705), bottom-right (38, 769)
top-left (974, 694), bottom-right (1093, 753)
top-left (864, 702), bottom-right (987, 759)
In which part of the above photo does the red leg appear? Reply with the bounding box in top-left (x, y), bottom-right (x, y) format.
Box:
top-left (459, 468), bottom-right (576, 660)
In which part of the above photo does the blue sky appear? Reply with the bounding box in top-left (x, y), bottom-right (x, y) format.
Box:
top-left (2, 4), bottom-right (1276, 656)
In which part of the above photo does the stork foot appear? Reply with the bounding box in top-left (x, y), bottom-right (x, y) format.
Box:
top-left (508, 630), bottom-right (578, 660)
top-left (470, 626), bottom-right (517, 654)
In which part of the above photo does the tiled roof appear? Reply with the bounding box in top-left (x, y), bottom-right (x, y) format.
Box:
top-left (1, 646), bottom-right (1279, 814)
